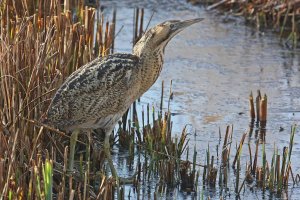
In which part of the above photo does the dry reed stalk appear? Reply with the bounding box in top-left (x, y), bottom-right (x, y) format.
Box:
top-left (249, 91), bottom-right (255, 119)
top-left (0, 157), bottom-right (4, 191)
top-left (133, 8), bottom-right (139, 46)
top-left (133, 7), bottom-right (144, 45)
top-left (235, 155), bottom-right (240, 193)
top-left (207, 156), bottom-right (218, 187)
top-left (232, 133), bottom-right (246, 168)
top-left (139, 8), bottom-right (144, 38)
top-left (245, 163), bottom-right (254, 183)
top-left (247, 143), bottom-right (252, 172)
top-left (259, 94), bottom-right (267, 123)
top-left (252, 140), bottom-right (259, 175)
top-left (221, 125), bottom-right (231, 167)
top-left (275, 154), bottom-right (280, 185)
top-left (218, 126), bottom-right (232, 188)
top-left (288, 164), bottom-right (295, 185)
top-left (255, 90), bottom-right (261, 122)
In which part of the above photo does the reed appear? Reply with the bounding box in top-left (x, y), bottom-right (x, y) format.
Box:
top-left (232, 133), bottom-right (246, 168)
top-left (256, 90), bottom-right (262, 122)
top-left (249, 91), bottom-right (255, 120)
top-left (248, 90), bottom-right (268, 142)
top-left (259, 94), bottom-right (268, 123)
top-left (235, 155), bottom-right (240, 194)
top-left (245, 125), bottom-right (297, 194)
top-left (42, 159), bottom-right (53, 200)
top-left (219, 125), bottom-right (232, 188)
top-left (0, 0), bottom-right (117, 199)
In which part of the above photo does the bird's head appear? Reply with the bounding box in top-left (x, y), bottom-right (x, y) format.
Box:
top-left (133, 18), bottom-right (204, 56)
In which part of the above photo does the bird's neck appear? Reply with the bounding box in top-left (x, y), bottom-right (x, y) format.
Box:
top-left (133, 44), bottom-right (165, 95)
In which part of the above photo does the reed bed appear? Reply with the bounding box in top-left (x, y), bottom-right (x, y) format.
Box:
top-left (0, 0), bottom-right (116, 199)
top-left (244, 125), bottom-right (297, 194)
top-left (195, 124), bottom-right (298, 199)
top-left (188, 0), bottom-right (300, 47)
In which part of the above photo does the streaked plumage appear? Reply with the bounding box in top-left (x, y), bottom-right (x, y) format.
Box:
top-left (46, 19), bottom-right (203, 134)
top-left (45, 18), bottom-right (203, 182)
top-left (46, 53), bottom-right (140, 132)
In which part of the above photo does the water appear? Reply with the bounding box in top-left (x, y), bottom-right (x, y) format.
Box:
top-left (101, 0), bottom-right (300, 199)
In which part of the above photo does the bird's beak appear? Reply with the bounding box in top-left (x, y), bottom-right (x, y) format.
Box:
top-left (171, 18), bottom-right (204, 32)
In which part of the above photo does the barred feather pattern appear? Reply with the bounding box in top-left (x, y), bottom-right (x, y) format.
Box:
top-left (46, 53), bottom-right (143, 132)
top-left (45, 20), bottom-right (177, 134)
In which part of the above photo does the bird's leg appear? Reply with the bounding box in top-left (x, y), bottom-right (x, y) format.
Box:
top-left (68, 129), bottom-right (80, 172)
top-left (103, 133), bottom-right (121, 198)
top-left (103, 133), bottom-right (136, 185)
top-left (104, 133), bottom-right (118, 178)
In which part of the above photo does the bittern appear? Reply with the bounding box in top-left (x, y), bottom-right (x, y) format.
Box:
top-left (45, 18), bottom-right (203, 183)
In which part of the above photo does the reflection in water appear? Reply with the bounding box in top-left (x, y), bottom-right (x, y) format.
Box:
top-left (102, 0), bottom-right (300, 199)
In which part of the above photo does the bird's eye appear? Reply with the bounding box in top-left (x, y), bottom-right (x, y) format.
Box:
top-left (170, 24), bottom-right (174, 29)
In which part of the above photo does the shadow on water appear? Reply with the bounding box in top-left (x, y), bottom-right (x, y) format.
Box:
top-left (101, 0), bottom-right (300, 199)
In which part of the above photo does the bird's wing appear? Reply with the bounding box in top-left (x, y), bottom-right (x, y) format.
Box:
top-left (46, 53), bottom-right (140, 128)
